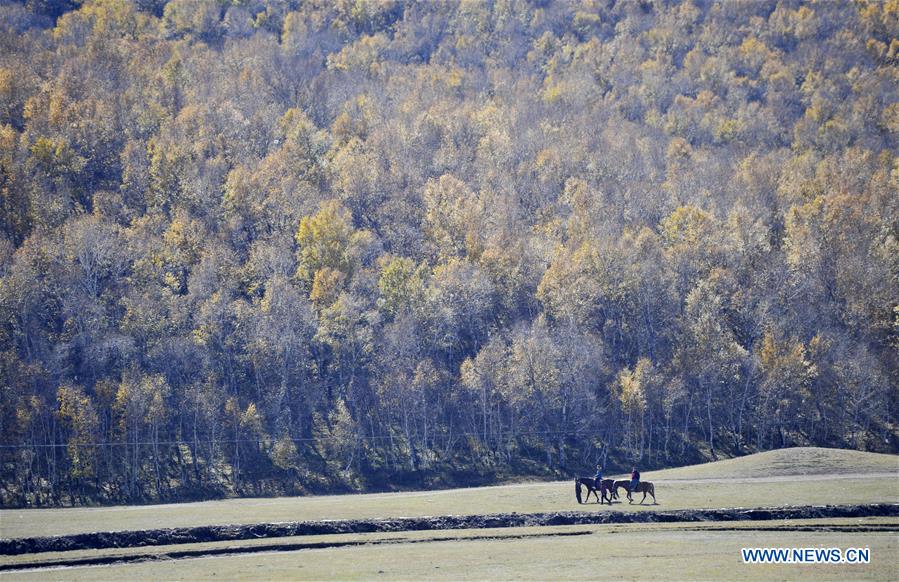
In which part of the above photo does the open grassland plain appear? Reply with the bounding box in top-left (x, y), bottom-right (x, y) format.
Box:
top-left (2, 518), bottom-right (896, 569)
top-left (2, 448), bottom-right (896, 539)
top-left (3, 521), bottom-right (897, 581)
top-left (4, 474), bottom-right (898, 540)
top-left (2, 448), bottom-right (897, 580)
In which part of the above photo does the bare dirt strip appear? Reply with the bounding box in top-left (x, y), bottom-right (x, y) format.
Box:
top-left (2, 503), bottom-right (897, 556)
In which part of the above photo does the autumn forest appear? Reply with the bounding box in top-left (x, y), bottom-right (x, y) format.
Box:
top-left (0, 0), bottom-right (897, 507)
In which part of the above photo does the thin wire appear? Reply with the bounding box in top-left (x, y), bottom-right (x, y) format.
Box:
top-left (0, 428), bottom-right (597, 449)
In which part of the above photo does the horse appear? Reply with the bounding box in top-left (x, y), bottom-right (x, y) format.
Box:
top-left (575, 477), bottom-right (613, 504)
top-left (574, 477), bottom-right (613, 505)
top-left (612, 479), bottom-right (656, 504)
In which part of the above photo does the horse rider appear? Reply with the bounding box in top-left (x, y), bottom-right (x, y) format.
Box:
top-left (629, 466), bottom-right (640, 493)
top-left (593, 464), bottom-right (603, 490)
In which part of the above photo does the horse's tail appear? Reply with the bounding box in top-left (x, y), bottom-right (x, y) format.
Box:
top-left (575, 479), bottom-right (583, 504)
top-left (606, 479), bottom-right (619, 499)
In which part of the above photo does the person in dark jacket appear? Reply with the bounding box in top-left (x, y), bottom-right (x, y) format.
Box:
top-left (629, 467), bottom-right (640, 493)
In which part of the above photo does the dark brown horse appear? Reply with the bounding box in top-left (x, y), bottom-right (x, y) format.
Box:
top-left (575, 477), bottom-right (613, 505)
top-left (612, 479), bottom-right (657, 504)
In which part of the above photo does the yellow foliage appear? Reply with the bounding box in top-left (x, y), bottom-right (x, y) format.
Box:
top-left (295, 199), bottom-right (355, 283)
top-left (541, 80), bottom-right (565, 104)
top-left (889, 39), bottom-right (899, 60)
top-left (57, 383), bottom-right (100, 478)
top-left (377, 255), bottom-right (427, 317)
top-left (881, 102), bottom-right (899, 134)
top-left (660, 205), bottom-right (714, 250)
top-left (616, 359), bottom-right (658, 416)
top-left (757, 331), bottom-right (816, 408)
top-left (423, 174), bottom-right (484, 260)
top-left (0, 68), bottom-right (12, 103)
top-left (271, 434), bottom-right (299, 469)
top-left (447, 67), bottom-right (464, 89)
top-left (714, 118), bottom-right (744, 142)
top-left (310, 267), bottom-right (346, 308)
top-left (666, 137), bottom-right (692, 161)
top-left (327, 34), bottom-right (389, 75)
top-left (241, 402), bottom-right (264, 435)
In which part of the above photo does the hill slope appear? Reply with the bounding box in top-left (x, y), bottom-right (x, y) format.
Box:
top-left (644, 447), bottom-right (899, 481)
top-left (1, 0), bottom-right (897, 508)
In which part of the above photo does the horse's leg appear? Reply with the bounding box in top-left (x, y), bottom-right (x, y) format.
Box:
top-left (641, 490), bottom-right (646, 504)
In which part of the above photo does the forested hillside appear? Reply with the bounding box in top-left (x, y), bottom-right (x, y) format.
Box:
top-left (1, 0), bottom-right (897, 507)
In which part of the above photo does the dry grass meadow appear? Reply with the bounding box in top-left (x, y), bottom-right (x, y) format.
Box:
top-left (2, 447), bottom-right (897, 580)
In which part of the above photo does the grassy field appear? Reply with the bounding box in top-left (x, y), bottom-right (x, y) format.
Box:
top-left (3, 520), bottom-right (897, 581)
top-left (2, 447), bottom-right (896, 540)
top-left (4, 475), bottom-right (897, 540)
top-left (2, 518), bottom-right (895, 569)
top-left (647, 447), bottom-right (899, 480)
top-left (1, 447), bottom-right (897, 580)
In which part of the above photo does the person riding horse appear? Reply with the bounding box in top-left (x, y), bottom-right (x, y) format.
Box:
top-left (575, 465), bottom-right (613, 505)
top-left (611, 466), bottom-right (656, 504)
